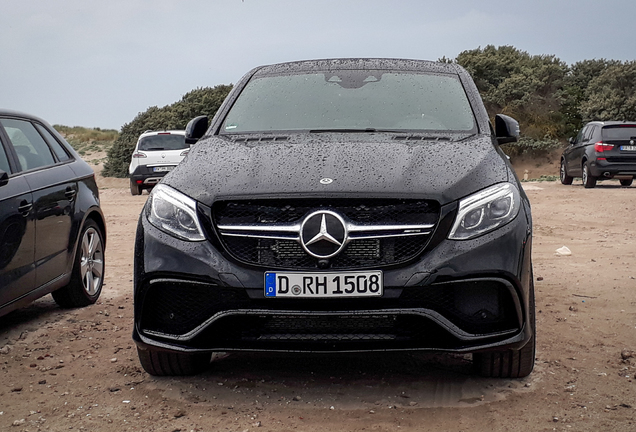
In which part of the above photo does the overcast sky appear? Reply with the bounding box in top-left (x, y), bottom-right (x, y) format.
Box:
top-left (1, 0), bottom-right (634, 130)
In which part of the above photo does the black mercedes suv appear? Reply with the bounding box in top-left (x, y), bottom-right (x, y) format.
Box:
top-left (133, 59), bottom-right (534, 378)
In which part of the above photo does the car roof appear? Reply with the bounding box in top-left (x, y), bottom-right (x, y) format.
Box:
top-left (586, 120), bottom-right (636, 127)
top-left (253, 58), bottom-right (462, 76)
top-left (0, 108), bottom-right (51, 124)
top-left (139, 130), bottom-right (185, 138)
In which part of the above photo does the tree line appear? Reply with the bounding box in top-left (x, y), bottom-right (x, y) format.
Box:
top-left (103, 85), bottom-right (232, 177)
top-left (103, 46), bottom-right (636, 177)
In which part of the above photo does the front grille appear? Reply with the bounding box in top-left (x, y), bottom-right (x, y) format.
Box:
top-left (257, 315), bottom-right (398, 341)
top-left (227, 236), bottom-right (424, 268)
top-left (214, 199), bottom-right (438, 225)
top-left (212, 199), bottom-right (439, 269)
top-left (140, 280), bottom-right (250, 336)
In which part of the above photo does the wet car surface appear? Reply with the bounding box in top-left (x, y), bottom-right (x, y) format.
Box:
top-left (133, 58), bottom-right (534, 378)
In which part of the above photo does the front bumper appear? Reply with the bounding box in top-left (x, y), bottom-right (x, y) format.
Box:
top-left (133, 202), bottom-right (533, 355)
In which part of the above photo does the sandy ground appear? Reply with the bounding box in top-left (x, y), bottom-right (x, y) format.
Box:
top-left (1, 166), bottom-right (635, 432)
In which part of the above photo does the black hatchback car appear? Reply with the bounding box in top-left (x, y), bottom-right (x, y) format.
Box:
top-left (0, 110), bottom-right (106, 317)
top-left (133, 59), bottom-right (534, 378)
top-left (560, 121), bottom-right (636, 188)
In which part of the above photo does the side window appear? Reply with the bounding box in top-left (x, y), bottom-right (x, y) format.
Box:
top-left (0, 118), bottom-right (55, 171)
top-left (592, 126), bottom-right (602, 142)
top-left (35, 124), bottom-right (71, 162)
top-left (583, 125), bottom-right (595, 142)
top-left (0, 140), bottom-right (10, 174)
top-left (574, 127), bottom-right (585, 144)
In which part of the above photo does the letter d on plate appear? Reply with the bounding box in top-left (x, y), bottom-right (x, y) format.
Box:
top-left (265, 273), bottom-right (277, 297)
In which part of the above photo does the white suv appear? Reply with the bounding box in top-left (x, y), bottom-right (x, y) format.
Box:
top-left (128, 130), bottom-right (189, 195)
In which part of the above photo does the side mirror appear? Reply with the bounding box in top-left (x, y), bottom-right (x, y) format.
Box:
top-left (185, 115), bottom-right (209, 145)
top-left (568, 137), bottom-right (575, 145)
top-left (0, 169), bottom-right (8, 187)
top-left (495, 114), bottom-right (520, 144)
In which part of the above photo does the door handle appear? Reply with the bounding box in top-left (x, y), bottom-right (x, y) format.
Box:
top-left (65, 187), bottom-right (77, 201)
top-left (18, 200), bottom-right (33, 217)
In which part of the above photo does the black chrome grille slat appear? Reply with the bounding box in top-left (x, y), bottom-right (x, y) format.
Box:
top-left (213, 199), bottom-right (440, 269)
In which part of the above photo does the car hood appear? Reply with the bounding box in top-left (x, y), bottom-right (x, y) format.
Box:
top-left (163, 133), bottom-right (510, 206)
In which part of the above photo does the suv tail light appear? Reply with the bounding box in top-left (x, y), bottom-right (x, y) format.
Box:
top-left (594, 141), bottom-right (614, 153)
top-left (132, 152), bottom-right (147, 158)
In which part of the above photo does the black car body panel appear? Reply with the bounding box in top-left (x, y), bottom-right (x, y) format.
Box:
top-left (562, 121), bottom-right (636, 183)
top-left (166, 133), bottom-right (509, 206)
top-left (132, 59), bottom-right (534, 377)
top-left (0, 109), bottom-right (106, 317)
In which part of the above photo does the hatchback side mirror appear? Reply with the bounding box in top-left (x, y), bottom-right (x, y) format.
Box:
top-left (495, 114), bottom-right (520, 144)
top-left (185, 116), bottom-right (209, 145)
top-left (0, 170), bottom-right (8, 187)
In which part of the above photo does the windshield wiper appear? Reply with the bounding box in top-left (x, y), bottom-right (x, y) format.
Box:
top-left (309, 128), bottom-right (403, 133)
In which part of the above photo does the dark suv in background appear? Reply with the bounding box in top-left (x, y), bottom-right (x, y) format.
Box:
top-left (133, 58), bottom-right (534, 378)
top-left (0, 110), bottom-right (106, 317)
top-left (561, 121), bottom-right (636, 188)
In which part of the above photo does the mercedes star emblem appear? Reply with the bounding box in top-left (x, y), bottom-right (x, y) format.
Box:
top-left (300, 210), bottom-right (347, 258)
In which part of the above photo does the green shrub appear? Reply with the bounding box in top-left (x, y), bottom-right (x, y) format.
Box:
top-left (501, 136), bottom-right (564, 158)
top-left (54, 126), bottom-right (117, 155)
top-left (102, 84), bottom-right (233, 178)
top-left (54, 125), bottom-right (119, 143)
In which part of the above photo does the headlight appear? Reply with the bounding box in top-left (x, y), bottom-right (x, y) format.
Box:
top-left (146, 184), bottom-right (205, 241)
top-left (448, 183), bottom-right (521, 240)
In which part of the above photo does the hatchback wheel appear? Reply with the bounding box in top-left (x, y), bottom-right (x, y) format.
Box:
top-left (52, 220), bottom-right (104, 308)
top-left (130, 179), bottom-right (141, 196)
top-left (582, 162), bottom-right (597, 188)
top-left (560, 159), bottom-right (573, 185)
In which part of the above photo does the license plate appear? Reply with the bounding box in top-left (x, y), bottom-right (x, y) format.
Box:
top-left (153, 166), bottom-right (174, 172)
top-left (265, 271), bottom-right (383, 298)
top-left (620, 145), bottom-right (636, 151)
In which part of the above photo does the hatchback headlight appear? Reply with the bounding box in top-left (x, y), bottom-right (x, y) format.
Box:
top-left (146, 184), bottom-right (205, 241)
top-left (448, 183), bottom-right (521, 240)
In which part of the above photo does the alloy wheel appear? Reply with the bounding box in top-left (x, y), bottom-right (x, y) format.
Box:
top-left (79, 227), bottom-right (104, 295)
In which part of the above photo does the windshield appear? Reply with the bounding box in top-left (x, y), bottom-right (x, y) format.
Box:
top-left (602, 125), bottom-right (636, 140)
top-left (221, 70), bottom-right (476, 134)
top-left (139, 134), bottom-right (186, 151)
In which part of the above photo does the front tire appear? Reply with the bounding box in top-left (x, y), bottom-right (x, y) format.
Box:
top-left (137, 347), bottom-right (210, 376)
top-left (582, 162), bottom-right (597, 188)
top-left (52, 220), bottom-right (104, 308)
top-left (560, 159), bottom-right (573, 185)
top-left (474, 278), bottom-right (536, 378)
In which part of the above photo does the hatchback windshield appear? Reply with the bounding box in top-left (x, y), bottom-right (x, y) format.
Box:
top-left (139, 134), bottom-right (186, 151)
top-left (221, 70), bottom-right (476, 134)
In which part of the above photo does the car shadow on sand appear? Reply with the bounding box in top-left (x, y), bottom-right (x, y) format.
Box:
top-left (0, 297), bottom-right (64, 338)
top-left (148, 351), bottom-right (538, 409)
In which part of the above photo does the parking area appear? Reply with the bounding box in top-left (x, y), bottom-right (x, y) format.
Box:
top-left (1, 179), bottom-right (635, 431)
